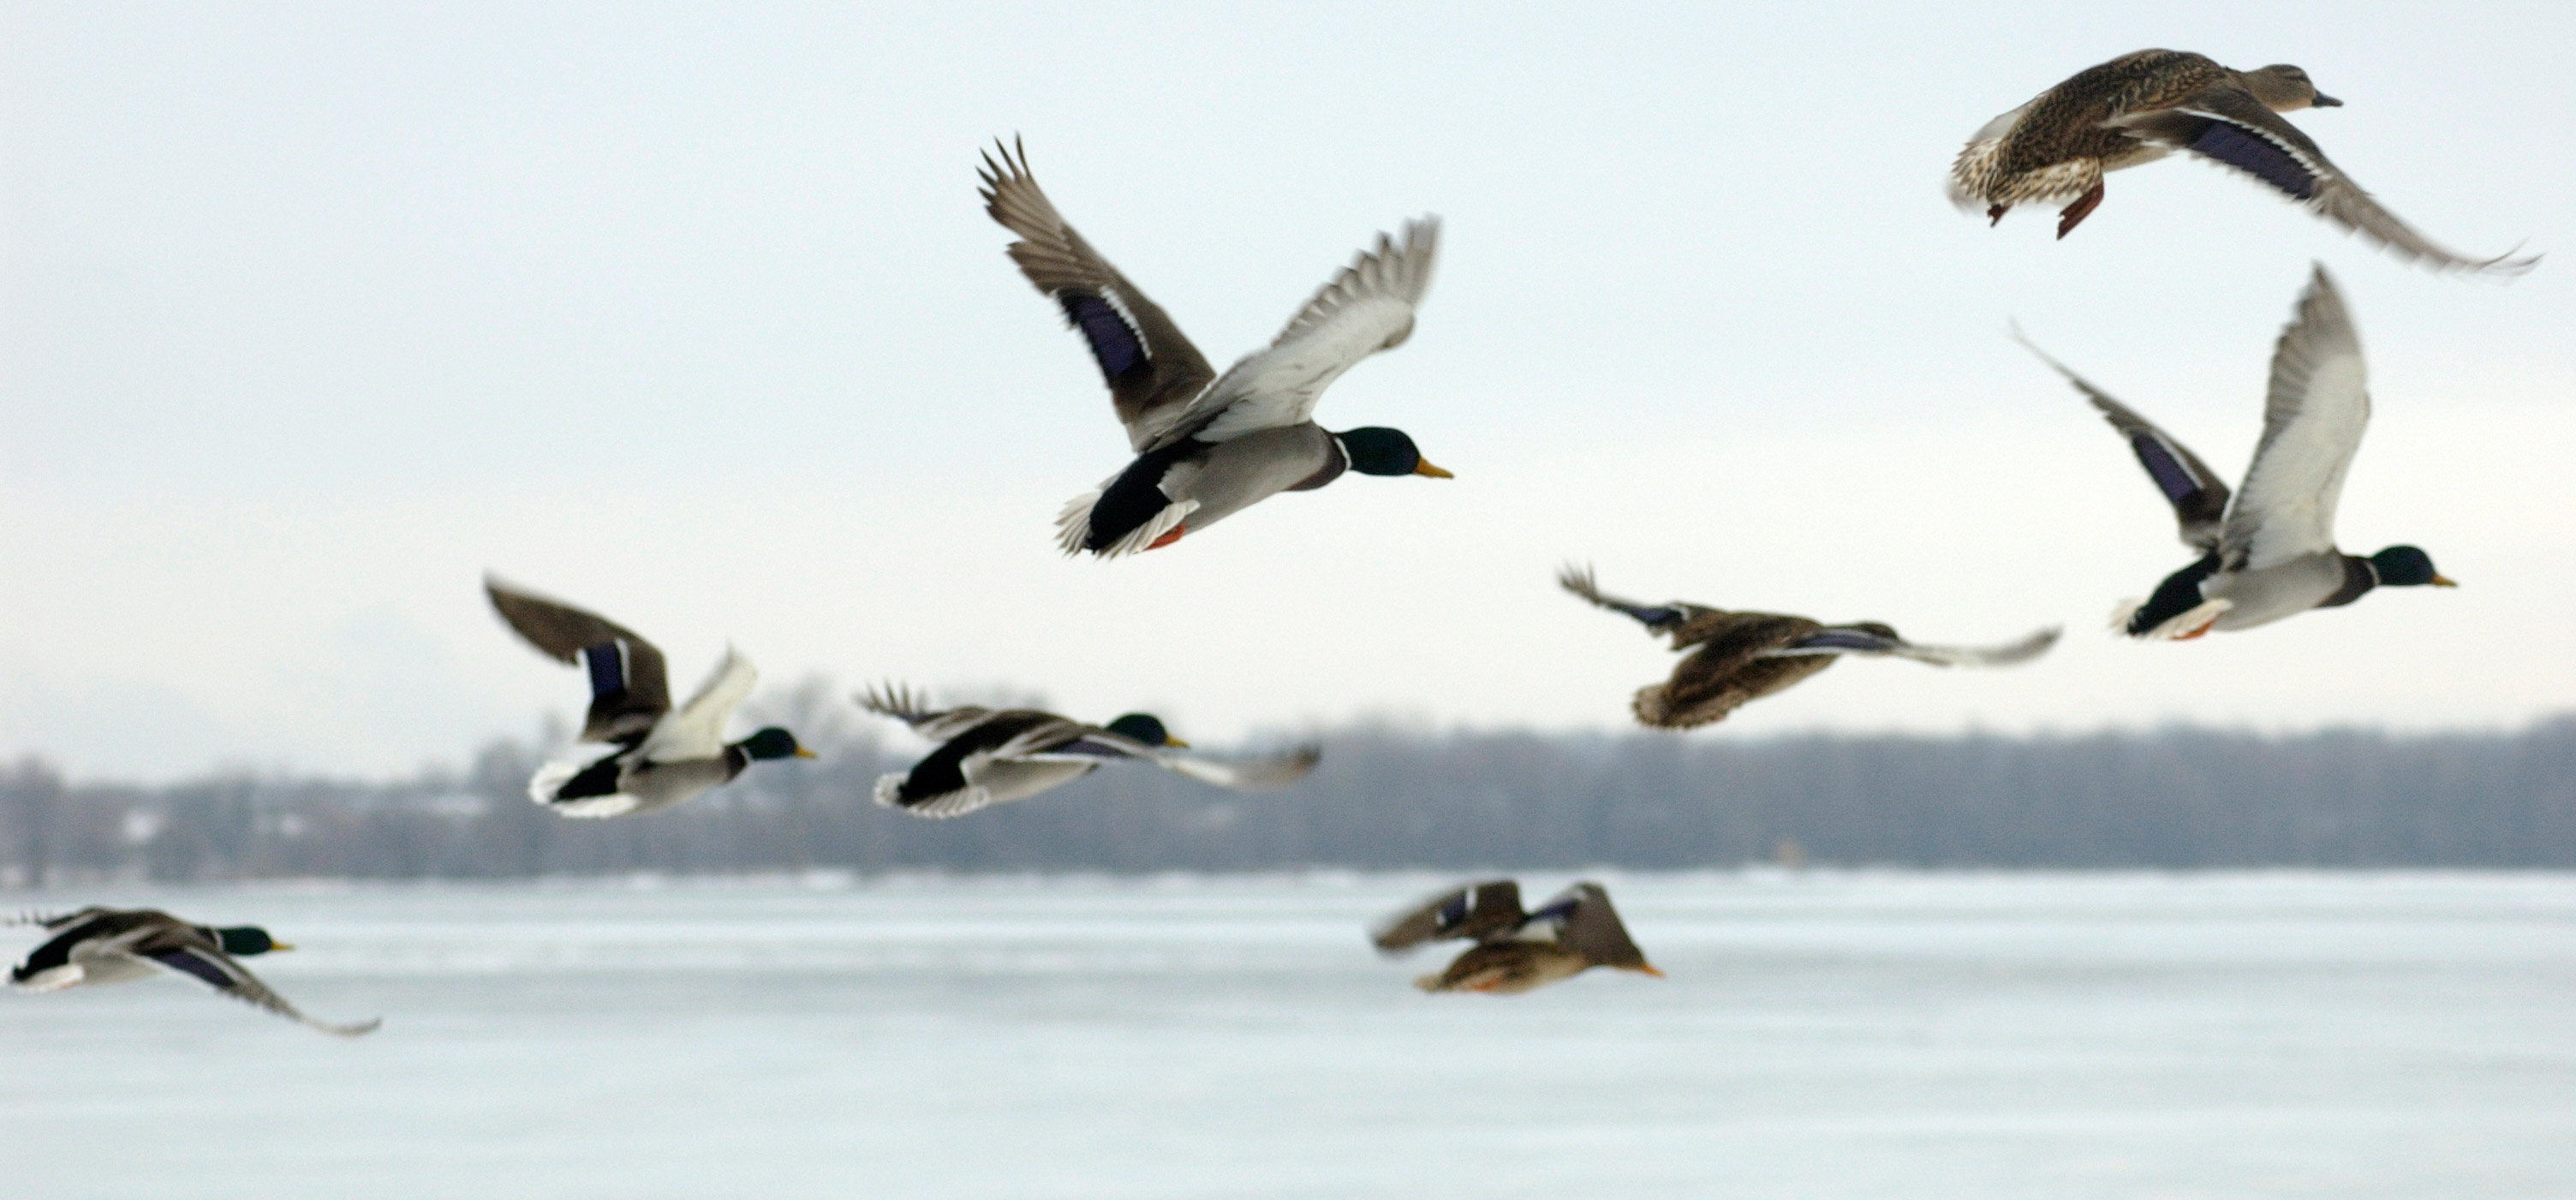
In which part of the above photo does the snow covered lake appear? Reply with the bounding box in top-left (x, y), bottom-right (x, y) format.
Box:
top-left (4, 871), bottom-right (2571, 1199)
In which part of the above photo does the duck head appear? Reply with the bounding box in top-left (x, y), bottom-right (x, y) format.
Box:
top-left (2245, 63), bottom-right (2340, 110)
top-left (1105, 713), bottom-right (1189, 749)
top-left (1338, 427), bottom-right (1453, 479)
top-left (214, 927), bottom-right (290, 956)
top-left (737, 727), bottom-right (818, 761)
top-left (2370, 546), bottom-right (2456, 588)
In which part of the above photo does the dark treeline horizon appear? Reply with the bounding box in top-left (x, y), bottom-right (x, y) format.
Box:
top-left (4, 705), bottom-right (2573, 884)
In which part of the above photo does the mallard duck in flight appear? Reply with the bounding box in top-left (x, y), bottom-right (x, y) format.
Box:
top-left (859, 684), bottom-right (1320, 818)
top-left (1561, 565), bottom-right (2059, 729)
top-left (486, 577), bottom-right (812, 817)
top-left (977, 138), bottom-right (1452, 558)
top-left (1371, 880), bottom-right (1661, 994)
top-left (1950, 49), bottom-right (2535, 273)
top-left (8, 907), bottom-right (379, 1036)
top-left (2018, 265), bottom-right (2454, 640)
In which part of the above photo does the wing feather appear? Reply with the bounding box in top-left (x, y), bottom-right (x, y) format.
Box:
top-left (2221, 266), bottom-right (2370, 570)
top-left (638, 648), bottom-right (757, 763)
top-left (857, 684), bottom-right (998, 743)
top-left (1166, 218), bottom-right (1440, 447)
top-left (1764, 624), bottom-right (2062, 666)
top-left (2014, 328), bottom-right (2233, 551)
top-left (1150, 743), bottom-right (1322, 791)
top-left (978, 139), bottom-right (1219, 450)
top-left (1371, 880), bottom-right (1525, 952)
top-left (2113, 91), bottom-right (2537, 276)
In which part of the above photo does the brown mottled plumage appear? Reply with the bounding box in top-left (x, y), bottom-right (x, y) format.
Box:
top-left (1951, 49), bottom-right (2536, 273)
top-left (1370, 880), bottom-right (1661, 995)
top-left (1559, 566), bottom-right (2059, 730)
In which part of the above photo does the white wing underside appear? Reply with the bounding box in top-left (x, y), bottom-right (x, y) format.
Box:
top-left (1161, 218), bottom-right (1440, 446)
top-left (640, 648), bottom-right (757, 763)
top-left (2222, 270), bottom-right (2369, 571)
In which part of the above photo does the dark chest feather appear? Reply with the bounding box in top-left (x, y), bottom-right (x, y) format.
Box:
top-left (2317, 556), bottom-right (2377, 609)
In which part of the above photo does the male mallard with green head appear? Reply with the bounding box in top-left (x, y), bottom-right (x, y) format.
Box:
top-left (1561, 565), bottom-right (2059, 729)
top-left (860, 684), bottom-right (1320, 818)
top-left (1372, 880), bottom-right (1662, 994)
top-left (9, 907), bottom-right (379, 1036)
top-left (1951, 49), bottom-right (2535, 273)
top-left (486, 577), bottom-right (814, 817)
top-left (2018, 265), bottom-right (2456, 640)
top-left (978, 139), bottom-right (1452, 558)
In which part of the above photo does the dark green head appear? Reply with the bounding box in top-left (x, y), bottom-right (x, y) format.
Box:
top-left (737, 726), bottom-right (816, 762)
top-left (214, 926), bottom-right (286, 956)
top-left (1337, 427), bottom-right (1453, 479)
top-left (2370, 546), bottom-right (2456, 588)
top-left (1105, 713), bottom-right (1187, 748)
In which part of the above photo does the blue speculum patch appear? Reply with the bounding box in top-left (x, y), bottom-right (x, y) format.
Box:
top-left (147, 948), bottom-right (235, 988)
top-left (1797, 630), bottom-right (1887, 651)
top-left (1061, 294), bottom-right (1144, 379)
top-left (2191, 122), bottom-right (2316, 200)
top-left (2135, 439), bottom-right (2201, 504)
top-left (582, 642), bottom-right (624, 698)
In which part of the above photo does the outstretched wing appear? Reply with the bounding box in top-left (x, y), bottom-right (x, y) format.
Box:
top-left (2111, 89), bottom-right (2537, 275)
top-left (2221, 266), bottom-right (2371, 571)
top-left (637, 648), bottom-right (757, 763)
top-left (1150, 743), bottom-right (1322, 792)
top-left (126, 925), bottom-right (379, 1037)
top-left (140, 943), bottom-right (380, 1037)
top-left (485, 576), bottom-right (672, 744)
top-left (1371, 880), bottom-right (1525, 952)
top-left (1529, 882), bottom-right (1650, 969)
top-left (979, 138), bottom-right (1219, 451)
top-left (857, 683), bottom-right (1000, 743)
top-left (1558, 564), bottom-right (1693, 632)
top-left (1166, 218), bottom-right (1441, 447)
top-left (1763, 624), bottom-right (2062, 667)
top-left (2014, 328), bottom-right (2233, 552)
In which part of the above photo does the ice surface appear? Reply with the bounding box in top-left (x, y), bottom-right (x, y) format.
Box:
top-left (3, 871), bottom-right (2572, 1199)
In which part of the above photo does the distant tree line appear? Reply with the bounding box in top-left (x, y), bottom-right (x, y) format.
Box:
top-left (4, 704), bottom-right (2572, 883)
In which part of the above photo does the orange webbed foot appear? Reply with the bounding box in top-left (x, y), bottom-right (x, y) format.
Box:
top-left (1147, 524), bottom-right (1187, 551)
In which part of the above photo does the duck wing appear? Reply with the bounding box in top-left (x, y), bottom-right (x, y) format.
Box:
top-left (2109, 87), bottom-right (2536, 275)
top-left (2015, 329), bottom-right (2232, 552)
top-left (130, 924), bottom-right (379, 1037)
top-left (1527, 882), bottom-right (1650, 969)
top-left (486, 578), bottom-right (672, 744)
top-left (1005, 720), bottom-right (1322, 791)
top-left (1557, 564), bottom-right (1696, 633)
top-left (857, 684), bottom-right (999, 743)
top-left (1371, 880), bottom-right (1525, 952)
top-left (637, 647), bottom-right (757, 764)
top-left (1149, 743), bottom-right (1322, 792)
top-left (2219, 266), bottom-right (2371, 572)
top-left (1763, 624), bottom-right (2062, 667)
top-left (1158, 218), bottom-right (1440, 449)
top-left (980, 139), bottom-right (1219, 451)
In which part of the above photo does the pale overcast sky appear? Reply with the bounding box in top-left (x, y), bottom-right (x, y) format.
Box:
top-left (3, 2), bottom-right (2570, 780)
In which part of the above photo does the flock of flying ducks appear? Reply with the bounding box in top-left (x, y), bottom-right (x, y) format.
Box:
top-left (9, 51), bottom-right (2536, 1025)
